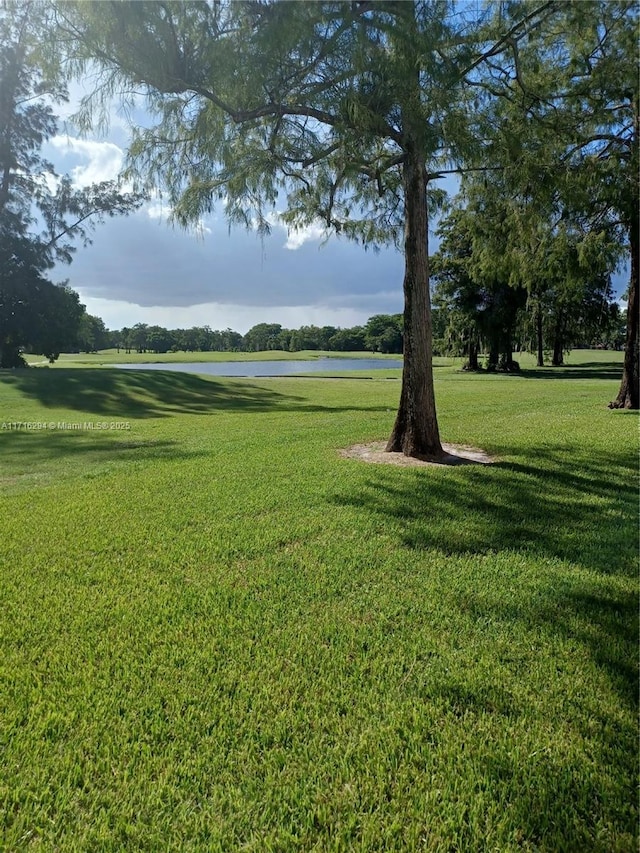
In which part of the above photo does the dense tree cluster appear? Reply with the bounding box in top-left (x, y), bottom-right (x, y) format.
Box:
top-left (77, 303), bottom-right (621, 361)
top-left (430, 187), bottom-right (626, 371)
top-left (97, 314), bottom-right (404, 355)
top-left (461, 0), bottom-right (637, 397)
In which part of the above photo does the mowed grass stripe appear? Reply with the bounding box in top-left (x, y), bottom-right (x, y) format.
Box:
top-left (0, 354), bottom-right (637, 851)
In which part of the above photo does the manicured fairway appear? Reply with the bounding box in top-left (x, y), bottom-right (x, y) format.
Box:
top-left (24, 348), bottom-right (411, 367)
top-left (1, 353), bottom-right (637, 851)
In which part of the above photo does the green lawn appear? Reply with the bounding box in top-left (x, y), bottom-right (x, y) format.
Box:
top-left (0, 352), bottom-right (637, 851)
top-left (24, 348), bottom-right (408, 366)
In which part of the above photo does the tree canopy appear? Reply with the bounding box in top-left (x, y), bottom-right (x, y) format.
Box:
top-left (0, 0), bottom-right (143, 366)
top-left (470, 0), bottom-right (638, 404)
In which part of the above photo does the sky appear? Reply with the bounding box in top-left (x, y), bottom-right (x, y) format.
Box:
top-left (43, 94), bottom-right (415, 335)
top-left (43, 85), bottom-right (629, 336)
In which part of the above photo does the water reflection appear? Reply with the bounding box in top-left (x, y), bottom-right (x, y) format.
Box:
top-left (112, 357), bottom-right (402, 377)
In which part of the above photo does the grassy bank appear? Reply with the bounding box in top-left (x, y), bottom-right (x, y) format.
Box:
top-left (24, 349), bottom-right (407, 367)
top-left (0, 355), bottom-right (636, 851)
top-left (23, 347), bottom-right (621, 373)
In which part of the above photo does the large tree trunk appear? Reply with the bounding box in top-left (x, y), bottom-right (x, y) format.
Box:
top-left (609, 215), bottom-right (639, 409)
top-left (610, 94), bottom-right (639, 409)
top-left (551, 313), bottom-right (565, 366)
top-left (0, 341), bottom-right (26, 368)
top-left (468, 335), bottom-right (479, 371)
top-left (536, 303), bottom-right (544, 367)
top-left (386, 146), bottom-right (443, 459)
top-left (503, 329), bottom-right (513, 368)
top-left (488, 336), bottom-right (499, 370)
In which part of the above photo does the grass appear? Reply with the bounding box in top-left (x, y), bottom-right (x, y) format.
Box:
top-left (0, 351), bottom-right (637, 851)
top-left (24, 349), bottom-right (407, 367)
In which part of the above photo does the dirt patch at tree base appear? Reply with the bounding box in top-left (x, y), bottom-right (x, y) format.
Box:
top-left (339, 441), bottom-right (496, 467)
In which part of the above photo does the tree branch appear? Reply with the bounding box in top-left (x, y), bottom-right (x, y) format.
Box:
top-left (460, 1), bottom-right (558, 80)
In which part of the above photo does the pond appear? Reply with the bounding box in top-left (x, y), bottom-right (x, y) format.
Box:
top-left (112, 357), bottom-right (402, 377)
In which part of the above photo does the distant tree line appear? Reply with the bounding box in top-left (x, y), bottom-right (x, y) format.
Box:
top-left (69, 299), bottom-right (623, 363)
top-left (88, 314), bottom-right (405, 356)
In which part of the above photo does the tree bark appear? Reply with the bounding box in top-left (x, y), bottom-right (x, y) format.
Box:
top-left (503, 329), bottom-right (513, 367)
top-left (0, 342), bottom-right (26, 368)
top-left (536, 303), bottom-right (544, 366)
top-left (468, 336), bottom-right (479, 370)
top-left (609, 91), bottom-right (639, 409)
top-left (386, 146), bottom-right (443, 459)
top-left (609, 214), bottom-right (639, 409)
top-left (551, 313), bottom-right (564, 366)
top-left (488, 337), bottom-right (499, 370)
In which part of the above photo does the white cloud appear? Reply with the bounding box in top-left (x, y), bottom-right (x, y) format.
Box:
top-left (31, 170), bottom-right (61, 196)
top-left (49, 136), bottom-right (124, 186)
top-left (284, 221), bottom-right (327, 250)
top-left (75, 295), bottom-right (376, 334)
top-left (146, 201), bottom-right (172, 220)
top-left (256, 212), bottom-right (327, 250)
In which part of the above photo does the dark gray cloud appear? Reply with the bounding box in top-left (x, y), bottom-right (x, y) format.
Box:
top-left (59, 209), bottom-right (406, 311)
top-left (45, 133), bottom-right (447, 323)
top-left (47, 131), bottom-right (630, 331)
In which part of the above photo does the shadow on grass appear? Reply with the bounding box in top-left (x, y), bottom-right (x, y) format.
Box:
top-left (0, 369), bottom-right (394, 417)
top-left (0, 368), bottom-right (308, 418)
top-left (0, 430), bottom-right (208, 470)
top-left (454, 582), bottom-right (637, 712)
top-left (334, 444), bottom-right (637, 575)
top-left (519, 361), bottom-right (623, 381)
top-left (333, 444), bottom-right (638, 709)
